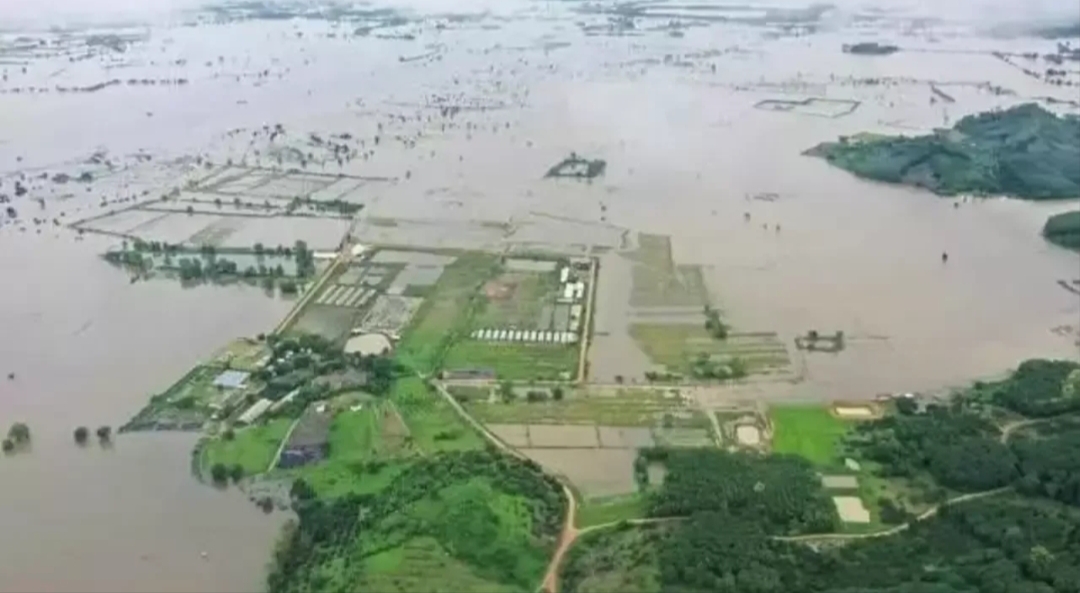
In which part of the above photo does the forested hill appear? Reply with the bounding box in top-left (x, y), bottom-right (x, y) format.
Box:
top-left (806, 104), bottom-right (1080, 200)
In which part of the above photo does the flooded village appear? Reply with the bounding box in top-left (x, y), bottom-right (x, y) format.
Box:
top-left (1, 0), bottom-right (1079, 591)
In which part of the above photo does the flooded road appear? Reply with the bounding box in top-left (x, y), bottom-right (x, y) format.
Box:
top-left (2, 0), bottom-right (1079, 590)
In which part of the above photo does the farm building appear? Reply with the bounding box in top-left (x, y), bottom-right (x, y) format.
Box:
top-left (277, 406), bottom-right (332, 469)
top-left (237, 398), bottom-right (273, 425)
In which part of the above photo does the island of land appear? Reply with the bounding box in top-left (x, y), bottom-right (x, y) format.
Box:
top-left (806, 103), bottom-right (1080, 200)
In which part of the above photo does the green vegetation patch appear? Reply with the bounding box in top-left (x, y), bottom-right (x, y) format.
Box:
top-left (268, 451), bottom-right (567, 593)
top-left (577, 495), bottom-right (648, 529)
top-left (392, 377), bottom-right (484, 453)
top-left (1043, 209), bottom-right (1080, 250)
top-left (770, 405), bottom-right (852, 466)
top-left (989, 358), bottom-right (1080, 417)
top-left (443, 341), bottom-right (578, 381)
top-left (465, 388), bottom-right (708, 428)
top-left (562, 523), bottom-right (665, 593)
top-left (395, 253), bottom-right (500, 374)
top-left (203, 417), bottom-right (293, 476)
top-left (640, 448), bottom-right (839, 534)
top-left (807, 103), bottom-right (1080, 199)
top-left (630, 324), bottom-right (790, 379)
top-left (472, 269), bottom-right (560, 329)
top-left (122, 365), bottom-right (244, 432)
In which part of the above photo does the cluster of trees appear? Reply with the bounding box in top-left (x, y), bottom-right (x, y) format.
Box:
top-left (703, 305), bottom-right (729, 339)
top-left (814, 103), bottom-right (1080, 200)
top-left (209, 462), bottom-right (245, 485)
top-left (989, 359), bottom-right (1080, 417)
top-left (2, 422), bottom-right (30, 453)
top-left (73, 425), bottom-right (112, 446)
top-left (267, 450), bottom-right (566, 593)
top-left (848, 404), bottom-right (1016, 492)
top-left (688, 352), bottom-right (748, 381)
top-left (253, 333), bottom-right (401, 405)
top-left (565, 489), bottom-right (1080, 593)
top-left (847, 360), bottom-right (1080, 500)
top-left (638, 448), bottom-right (838, 535)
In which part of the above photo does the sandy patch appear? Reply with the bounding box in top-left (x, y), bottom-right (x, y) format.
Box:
top-left (528, 424), bottom-right (599, 448)
top-left (736, 425), bottom-right (761, 446)
top-left (487, 424), bottom-right (530, 448)
top-left (834, 406), bottom-right (875, 419)
top-left (597, 426), bottom-right (655, 448)
top-left (833, 496), bottom-right (871, 523)
top-left (821, 475), bottom-right (859, 489)
top-left (521, 448), bottom-right (637, 498)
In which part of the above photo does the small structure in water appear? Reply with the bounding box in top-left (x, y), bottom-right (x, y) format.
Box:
top-left (545, 153), bottom-right (606, 179)
top-left (795, 330), bottom-right (846, 353)
top-left (942, 251), bottom-right (949, 263)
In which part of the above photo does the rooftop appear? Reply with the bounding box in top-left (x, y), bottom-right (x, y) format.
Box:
top-left (213, 369), bottom-right (250, 389)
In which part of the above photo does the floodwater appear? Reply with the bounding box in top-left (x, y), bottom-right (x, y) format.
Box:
top-left (2, 0), bottom-right (1079, 590)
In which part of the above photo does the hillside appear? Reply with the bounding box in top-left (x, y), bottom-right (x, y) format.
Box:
top-left (1043, 210), bottom-right (1080, 250)
top-left (806, 104), bottom-right (1080, 200)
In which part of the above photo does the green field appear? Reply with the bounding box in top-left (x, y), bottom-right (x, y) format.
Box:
top-left (392, 377), bottom-right (485, 453)
top-left (203, 417), bottom-right (293, 476)
top-left (770, 405), bottom-right (851, 466)
top-left (395, 253), bottom-right (500, 374)
top-left (443, 341), bottom-right (578, 381)
top-left (268, 451), bottom-right (566, 593)
top-left (630, 325), bottom-right (791, 378)
top-left (472, 269), bottom-right (560, 329)
top-left (465, 388), bottom-right (709, 428)
top-left (577, 495), bottom-right (648, 529)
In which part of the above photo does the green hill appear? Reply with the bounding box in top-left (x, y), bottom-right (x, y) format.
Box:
top-left (807, 103), bottom-right (1080, 200)
top-left (1043, 210), bottom-right (1080, 250)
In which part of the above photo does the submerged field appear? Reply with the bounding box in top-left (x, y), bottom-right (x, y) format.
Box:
top-left (630, 324), bottom-right (791, 379)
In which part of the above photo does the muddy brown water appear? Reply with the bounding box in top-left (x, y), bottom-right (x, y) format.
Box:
top-left (2, 0), bottom-right (1079, 590)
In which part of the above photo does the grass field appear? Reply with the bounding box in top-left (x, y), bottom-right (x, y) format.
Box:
top-left (472, 270), bottom-right (559, 329)
top-left (392, 377), bottom-right (485, 453)
top-left (203, 417), bottom-right (293, 475)
top-left (465, 388), bottom-right (709, 428)
top-left (443, 341), bottom-right (578, 381)
top-left (286, 458), bottom-right (412, 499)
top-left (304, 476), bottom-right (552, 592)
top-left (395, 253), bottom-right (500, 374)
top-left (770, 405), bottom-right (851, 466)
top-left (577, 495), bottom-right (648, 529)
top-left (630, 324), bottom-right (791, 377)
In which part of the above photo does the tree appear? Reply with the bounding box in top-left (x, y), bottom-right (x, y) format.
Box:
top-left (74, 426), bottom-right (89, 445)
top-left (1, 439), bottom-right (14, 453)
top-left (499, 380), bottom-right (515, 401)
top-left (254, 242), bottom-right (264, 255)
top-left (210, 462), bottom-right (229, 485)
top-left (7, 422), bottom-right (30, 445)
top-left (229, 463), bottom-right (245, 483)
top-left (96, 425), bottom-right (112, 443)
top-left (552, 386), bottom-right (565, 401)
top-left (222, 428), bottom-right (235, 441)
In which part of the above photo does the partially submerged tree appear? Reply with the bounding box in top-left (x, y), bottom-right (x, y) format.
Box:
top-left (96, 426), bottom-right (112, 444)
top-left (7, 422), bottom-right (30, 445)
top-left (74, 426), bottom-right (89, 445)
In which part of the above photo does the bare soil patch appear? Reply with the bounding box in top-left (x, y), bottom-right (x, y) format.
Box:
top-left (596, 426), bottom-right (655, 448)
top-left (833, 496), bottom-right (871, 523)
top-left (487, 423), bottom-right (531, 448)
top-left (528, 424), bottom-right (599, 448)
top-left (521, 448), bottom-right (638, 498)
